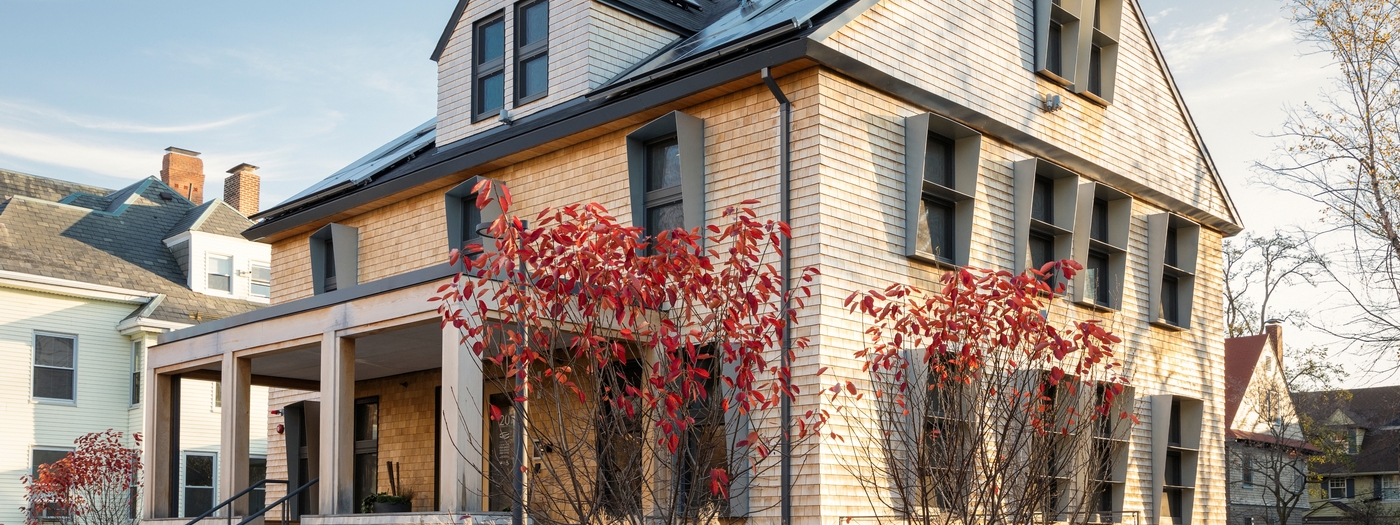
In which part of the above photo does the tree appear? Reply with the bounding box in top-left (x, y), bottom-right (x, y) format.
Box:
top-left (1260, 0), bottom-right (1400, 366)
top-left (833, 261), bottom-right (1135, 525)
top-left (435, 182), bottom-right (823, 525)
top-left (20, 430), bottom-right (143, 525)
top-left (1223, 231), bottom-right (1323, 338)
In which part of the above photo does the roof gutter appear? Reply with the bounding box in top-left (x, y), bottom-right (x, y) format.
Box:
top-left (0, 269), bottom-right (158, 303)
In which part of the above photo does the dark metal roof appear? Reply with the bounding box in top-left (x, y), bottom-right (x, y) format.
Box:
top-left (1294, 386), bottom-right (1400, 474)
top-left (0, 172), bottom-right (265, 324)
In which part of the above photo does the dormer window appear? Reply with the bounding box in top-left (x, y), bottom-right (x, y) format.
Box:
top-left (206, 254), bottom-right (233, 293)
top-left (514, 0), bottom-right (549, 105)
top-left (473, 11), bottom-right (507, 122)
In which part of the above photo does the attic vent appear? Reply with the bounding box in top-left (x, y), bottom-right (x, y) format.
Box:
top-left (159, 191), bottom-right (175, 202)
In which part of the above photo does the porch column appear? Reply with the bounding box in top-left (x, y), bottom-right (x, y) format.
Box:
top-left (319, 332), bottom-right (355, 515)
top-left (219, 354), bottom-right (252, 517)
top-left (440, 325), bottom-right (484, 512)
top-left (143, 372), bottom-right (178, 519)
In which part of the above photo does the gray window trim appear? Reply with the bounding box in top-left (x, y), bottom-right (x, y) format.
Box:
top-left (1034, 0), bottom-right (1082, 87)
top-left (32, 331), bottom-right (78, 404)
top-left (1070, 181), bottom-right (1131, 310)
top-left (626, 111), bottom-right (706, 237)
top-left (1151, 395), bottom-right (1203, 525)
top-left (1035, 0), bottom-right (1122, 104)
top-left (471, 10), bottom-right (508, 123)
top-left (903, 113), bottom-right (981, 268)
top-left (513, 0), bottom-right (549, 106)
top-left (1013, 158), bottom-right (1081, 290)
top-left (1147, 213), bottom-right (1199, 330)
top-left (310, 223), bottom-right (359, 295)
top-left (444, 176), bottom-right (504, 255)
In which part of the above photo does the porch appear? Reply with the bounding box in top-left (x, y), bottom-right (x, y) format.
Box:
top-left (142, 275), bottom-right (498, 524)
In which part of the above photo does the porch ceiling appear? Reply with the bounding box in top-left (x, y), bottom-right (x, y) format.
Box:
top-left (244, 322), bottom-right (444, 382)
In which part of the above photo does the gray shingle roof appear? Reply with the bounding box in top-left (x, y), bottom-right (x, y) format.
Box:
top-left (0, 171), bottom-right (265, 324)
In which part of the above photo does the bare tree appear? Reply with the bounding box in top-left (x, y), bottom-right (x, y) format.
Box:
top-left (835, 262), bottom-right (1135, 525)
top-left (1259, 0), bottom-right (1400, 366)
top-left (1223, 231), bottom-right (1323, 338)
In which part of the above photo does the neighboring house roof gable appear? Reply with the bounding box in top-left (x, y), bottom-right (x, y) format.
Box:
top-left (1295, 385), bottom-right (1400, 474)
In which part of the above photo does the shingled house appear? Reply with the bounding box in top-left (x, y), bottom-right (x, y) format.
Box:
top-left (144, 0), bottom-right (1242, 524)
top-left (1294, 386), bottom-right (1400, 524)
top-left (1, 150), bottom-right (273, 525)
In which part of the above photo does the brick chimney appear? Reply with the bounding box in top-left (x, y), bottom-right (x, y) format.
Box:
top-left (223, 163), bottom-right (261, 217)
top-left (160, 147), bottom-right (205, 204)
top-left (1264, 319), bottom-right (1285, 366)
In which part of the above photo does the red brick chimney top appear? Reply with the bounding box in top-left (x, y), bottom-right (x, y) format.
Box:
top-left (223, 163), bottom-right (261, 217)
top-left (160, 147), bottom-right (205, 204)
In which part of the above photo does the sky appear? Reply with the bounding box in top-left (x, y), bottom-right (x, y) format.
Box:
top-left (0, 1), bottom-right (1383, 385)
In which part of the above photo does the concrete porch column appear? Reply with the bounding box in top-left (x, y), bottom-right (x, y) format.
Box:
top-left (440, 324), bottom-right (484, 512)
top-left (320, 332), bottom-right (355, 515)
top-left (143, 372), bottom-right (179, 519)
top-left (219, 354), bottom-right (252, 517)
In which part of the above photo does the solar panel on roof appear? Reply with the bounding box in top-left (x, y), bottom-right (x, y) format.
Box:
top-left (274, 118), bottom-right (437, 208)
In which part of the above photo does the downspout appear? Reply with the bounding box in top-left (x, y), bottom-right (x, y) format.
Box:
top-left (761, 66), bottom-right (793, 525)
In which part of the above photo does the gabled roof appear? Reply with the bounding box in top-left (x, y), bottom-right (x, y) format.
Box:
top-left (1294, 385), bottom-right (1400, 474)
top-left (167, 199), bottom-right (259, 238)
top-left (1225, 333), bottom-right (1269, 428)
top-left (0, 171), bottom-right (264, 324)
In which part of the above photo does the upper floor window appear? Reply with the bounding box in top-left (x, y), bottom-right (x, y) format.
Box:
top-left (446, 178), bottom-right (498, 258)
top-left (1329, 478), bottom-right (1348, 500)
top-left (130, 340), bottom-right (143, 407)
top-left (1034, 0), bottom-right (1123, 103)
top-left (903, 113), bottom-right (981, 267)
top-left (1149, 214), bottom-right (1200, 329)
top-left (206, 254), bottom-right (233, 293)
top-left (627, 111), bottom-right (705, 248)
top-left (33, 332), bottom-right (76, 402)
top-left (515, 0), bottom-right (549, 105)
top-left (473, 12), bottom-right (507, 122)
top-left (1240, 455), bottom-right (1254, 488)
top-left (250, 262), bottom-right (271, 298)
top-left (1013, 159), bottom-right (1076, 288)
top-left (1076, 183), bottom-right (1130, 309)
top-left (310, 223), bottom-right (358, 295)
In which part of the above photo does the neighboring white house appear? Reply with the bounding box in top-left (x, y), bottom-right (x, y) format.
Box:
top-left (0, 149), bottom-right (272, 525)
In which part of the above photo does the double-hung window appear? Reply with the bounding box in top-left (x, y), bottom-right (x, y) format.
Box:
top-left (473, 12), bottom-right (507, 121)
top-left (1383, 475), bottom-right (1399, 500)
top-left (34, 333), bottom-right (76, 402)
top-left (1240, 455), bottom-right (1254, 488)
top-left (643, 136), bottom-right (684, 244)
top-left (1329, 478), bottom-right (1348, 500)
top-left (514, 0), bottom-right (549, 105)
top-left (130, 341), bottom-right (143, 406)
top-left (183, 453), bottom-right (216, 517)
top-left (250, 262), bottom-right (271, 298)
top-left (31, 449), bottom-right (72, 519)
top-left (206, 254), bottom-right (233, 293)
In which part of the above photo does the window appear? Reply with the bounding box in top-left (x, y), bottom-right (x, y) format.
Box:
top-left (1241, 455), bottom-right (1254, 488)
top-left (903, 113), bottom-right (981, 267)
top-left (31, 449), bottom-right (71, 519)
top-left (644, 136), bottom-right (684, 244)
top-left (1032, 176), bottom-right (1055, 223)
top-left (206, 254), bottom-right (233, 292)
top-left (1014, 159), bottom-right (1078, 286)
top-left (1035, 0), bottom-right (1122, 103)
top-left (250, 262), bottom-right (271, 298)
top-left (130, 341), bottom-right (143, 406)
top-left (1086, 250), bottom-right (1110, 306)
top-left (1088, 44), bottom-right (1104, 95)
top-left (183, 453), bottom-right (216, 517)
top-left (1382, 475), bottom-right (1399, 500)
top-left (1090, 198), bottom-right (1108, 242)
top-left (250, 457), bottom-right (268, 513)
top-left (33, 333), bottom-right (76, 401)
top-left (1046, 21), bottom-right (1064, 77)
top-left (1166, 488), bottom-right (1184, 524)
top-left (1149, 214), bottom-right (1199, 329)
top-left (1168, 398), bottom-right (1182, 446)
top-left (1029, 231), bottom-right (1055, 273)
top-left (472, 12), bottom-right (507, 121)
top-left (514, 0), bottom-right (549, 104)
top-left (309, 223), bottom-right (358, 295)
top-left (213, 381), bottom-right (222, 410)
top-left (1329, 478), bottom-right (1347, 500)
top-left (445, 178), bottom-right (493, 256)
top-left (353, 397), bottom-right (379, 514)
top-left (598, 359), bottom-right (645, 515)
top-left (627, 111), bottom-right (705, 247)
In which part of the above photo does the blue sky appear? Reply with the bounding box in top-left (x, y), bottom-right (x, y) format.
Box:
top-left (0, 1), bottom-right (1378, 382)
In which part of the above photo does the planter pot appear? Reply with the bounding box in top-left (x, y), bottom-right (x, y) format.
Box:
top-left (373, 501), bottom-right (412, 513)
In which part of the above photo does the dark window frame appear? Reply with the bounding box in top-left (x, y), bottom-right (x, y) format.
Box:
top-left (1086, 249), bottom-right (1111, 307)
top-left (471, 11), bottom-right (508, 122)
top-left (309, 223), bottom-right (358, 295)
top-left (643, 135), bottom-right (684, 246)
top-left (904, 115), bottom-right (980, 268)
top-left (1031, 176), bottom-right (1056, 223)
top-left (513, 0), bottom-right (550, 106)
top-left (130, 340), bottom-right (143, 407)
top-left (353, 396), bottom-right (380, 514)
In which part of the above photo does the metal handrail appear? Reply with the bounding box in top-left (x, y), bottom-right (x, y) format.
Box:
top-left (237, 477), bottom-right (320, 525)
top-left (182, 479), bottom-right (288, 525)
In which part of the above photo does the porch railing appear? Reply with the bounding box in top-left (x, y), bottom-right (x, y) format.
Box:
top-left (237, 478), bottom-right (320, 525)
top-left (182, 479), bottom-right (287, 525)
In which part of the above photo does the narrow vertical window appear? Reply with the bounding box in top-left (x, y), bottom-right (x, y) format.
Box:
top-left (924, 134), bottom-right (954, 188)
top-left (1047, 21), bottom-right (1063, 77)
top-left (1031, 176), bottom-right (1055, 223)
top-left (353, 397), bottom-right (380, 513)
top-left (918, 199), bottom-right (956, 263)
top-left (473, 12), bottom-right (507, 121)
top-left (250, 262), bottom-right (271, 298)
top-left (249, 457), bottom-right (268, 513)
top-left (206, 254), bottom-right (233, 293)
top-left (130, 340), bottom-right (143, 406)
top-left (514, 0), bottom-right (549, 104)
top-left (644, 136), bottom-right (684, 245)
top-left (1090, 198), bottom-right (1109, 242)
top-left (183, 453), bottom-right (216, 517)
top-left (1241, 455), bottom-right (1254, 488)
top-left (1086, 250), bottom-right (1110, 306)
top-left (1165, 226), bottom-right (1180, 267)
top-left (1161, 275), bottom-right (1180, 326)
top-left (1088, 45), bottom-right (1104, 95)
top-left (323, 239), bottom-right (338, 292)
top-left (1029, 232), bottom-right (1055, 273)
top-left (33, 333), bottom-right (76, 401)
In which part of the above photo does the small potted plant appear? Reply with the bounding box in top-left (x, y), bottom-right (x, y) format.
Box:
top-left (362, 461), bottom-right (414, 513)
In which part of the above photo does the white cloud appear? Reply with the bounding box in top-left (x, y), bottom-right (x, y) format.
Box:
top-left (0, 126), bottom-right (154, 177)
top-left (0, 99), bottom-right (273, 134)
